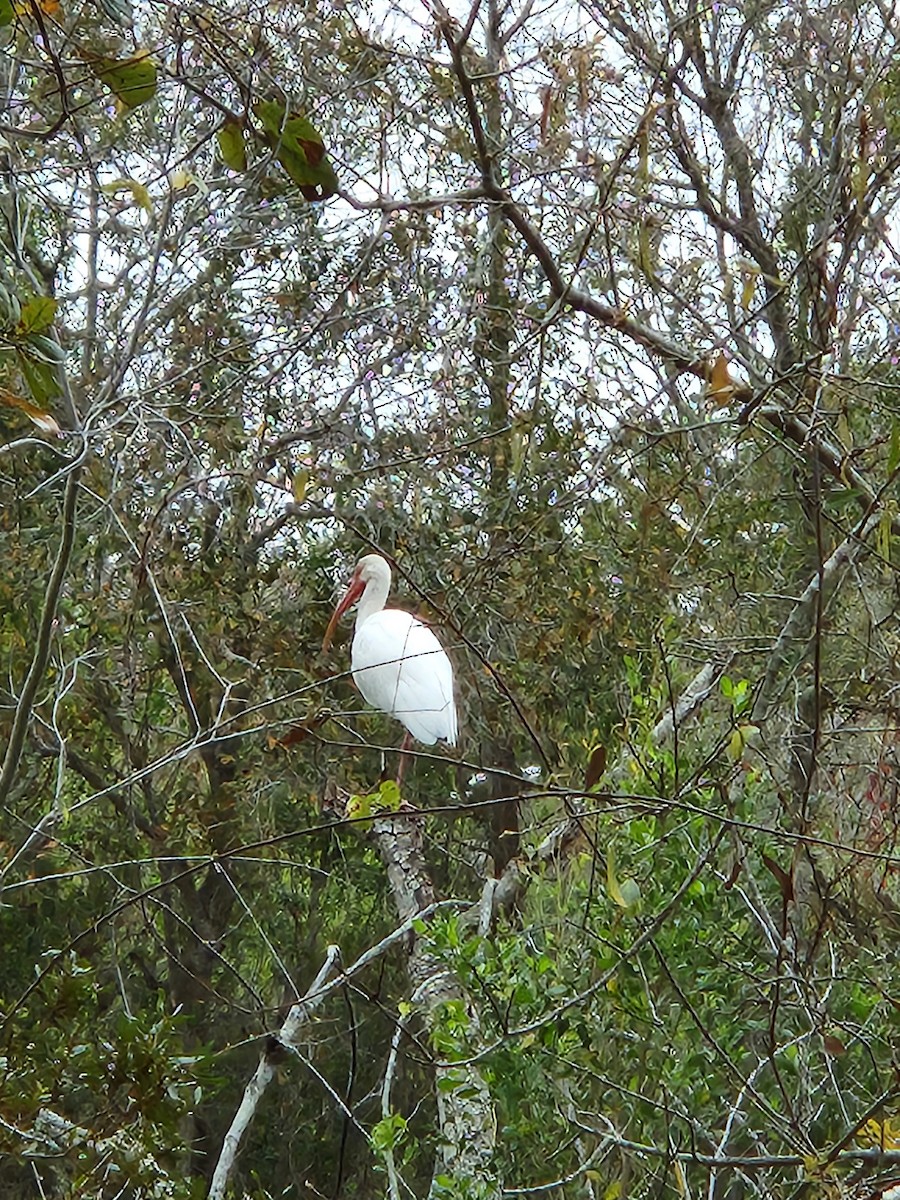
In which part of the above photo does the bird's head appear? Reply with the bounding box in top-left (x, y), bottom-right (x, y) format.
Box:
top-left (322, 555), bottom-right (391, 651)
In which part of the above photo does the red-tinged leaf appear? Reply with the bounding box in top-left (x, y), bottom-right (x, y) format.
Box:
top-left (277, 715), bottom-right (328, 748)
top-left (823, 1034), bottom-right (846, 1057)
top-left (253, 100), bottom-right (338, 201)
top-left (539, 86), bottom-right (553, 144)
top-left (297, 137), bottom-right (325, 167)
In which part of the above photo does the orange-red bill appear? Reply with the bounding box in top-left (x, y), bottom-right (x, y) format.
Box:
top-left (321, 576), bottom-right (364, 651)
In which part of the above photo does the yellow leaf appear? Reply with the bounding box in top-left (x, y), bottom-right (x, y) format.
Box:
top-left (707, 351), bottom-right (735, 406)
top-left (637, 125), bottom-right (649, 187)
top-left (741, 272), bottom-right (756, 311)
top-left (851, 157), bottom-right (868, 202)
top-left (858, 1118), bottom-right (900, 1149)
top-left (102, 177), bottom-right (153, 213)
top-left (292, 469), bottom-right (309, 504)
top-left (673, 1161), bottom-right (688, 1199)
top-left (375, 780), bottom-right (402, 813)
top-left (637, 219), bottom-right (656, 277)
top-left (885, 1117), bottom-right (900, 1149)
top-left (727, 724), bottom-right (759, 762)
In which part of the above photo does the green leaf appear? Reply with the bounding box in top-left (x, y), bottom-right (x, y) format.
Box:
top-left (877, 505), bottom-right (893, 565)
top-left (371, 1112), bottom-right (408, 1152)
top-left (889, 418), bottom-right (900, 475)
top-left (16, 349), bottom-right (60, 407)
top-left (91, 51), bottom-right (158, 109)
top-left (375, 779), bottom-right (402, 812)
top-left (253, 100), bottom-right (338, 201)
top-left (0, 0), bottom-right (13, 26)
top-left (24, 334), bottom-right (66, 364)
top-left (346, 793), bottom-right (372, 832)
top-left (217, 120), bottom-right (248, 171)
top-left (606, 845), bottom-right (640, 910)
top-left (16, 296), bottom-right (57, 335)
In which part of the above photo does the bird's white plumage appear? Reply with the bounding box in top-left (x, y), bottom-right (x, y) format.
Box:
top-left (326, 554), bottom-right (458, 746)
top-left (352, 609), bottom-right (457, 745)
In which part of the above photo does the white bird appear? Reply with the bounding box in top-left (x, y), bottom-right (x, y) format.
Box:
top-left (322, 554), bottom-right (458, 746)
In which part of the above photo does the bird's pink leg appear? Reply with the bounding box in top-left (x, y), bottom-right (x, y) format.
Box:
top-left (396, 731), bottom-right (413, 787)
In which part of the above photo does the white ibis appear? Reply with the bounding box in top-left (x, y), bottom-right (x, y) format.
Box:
top-left (322, 554), bottom-right (458, 746)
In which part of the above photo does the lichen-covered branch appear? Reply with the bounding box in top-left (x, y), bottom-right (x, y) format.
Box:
top-left (372, 811), bottom-right (501, 1197)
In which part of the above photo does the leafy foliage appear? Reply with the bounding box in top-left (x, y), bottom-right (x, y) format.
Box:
top-left (2, 0), bottom-right (900, 1197)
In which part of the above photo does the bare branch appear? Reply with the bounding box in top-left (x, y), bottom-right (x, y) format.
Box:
top-left (756, 509), bottom-right (882, 716)
top-left (208, 946), bottom-right (341, 1200)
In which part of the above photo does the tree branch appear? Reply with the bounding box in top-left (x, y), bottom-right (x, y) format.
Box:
top-left (208, 901), bottom-right (466, 1199)
top-left (755, 509), bottom-right (882, 717)
top-left (0, 466), bottom-right (80, 810)
top-left (208, 946), bottom-right (341, 1200)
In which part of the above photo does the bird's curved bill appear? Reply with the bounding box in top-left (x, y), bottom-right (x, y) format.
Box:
top-left (321, 577), bottom-right (364, 651)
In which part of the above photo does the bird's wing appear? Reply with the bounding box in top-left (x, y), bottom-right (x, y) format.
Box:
top-left (352, 610), bottom-right (457, 745)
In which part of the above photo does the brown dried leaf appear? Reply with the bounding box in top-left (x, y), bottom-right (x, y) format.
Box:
top-left (584, 744), bottom-right (607, 791)
top-left (708, 351), bottom-right (735, 406)
top-left (0, 387), bottom-right (60, 435)
top-left (761, 853), bottom-right (794, 905)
